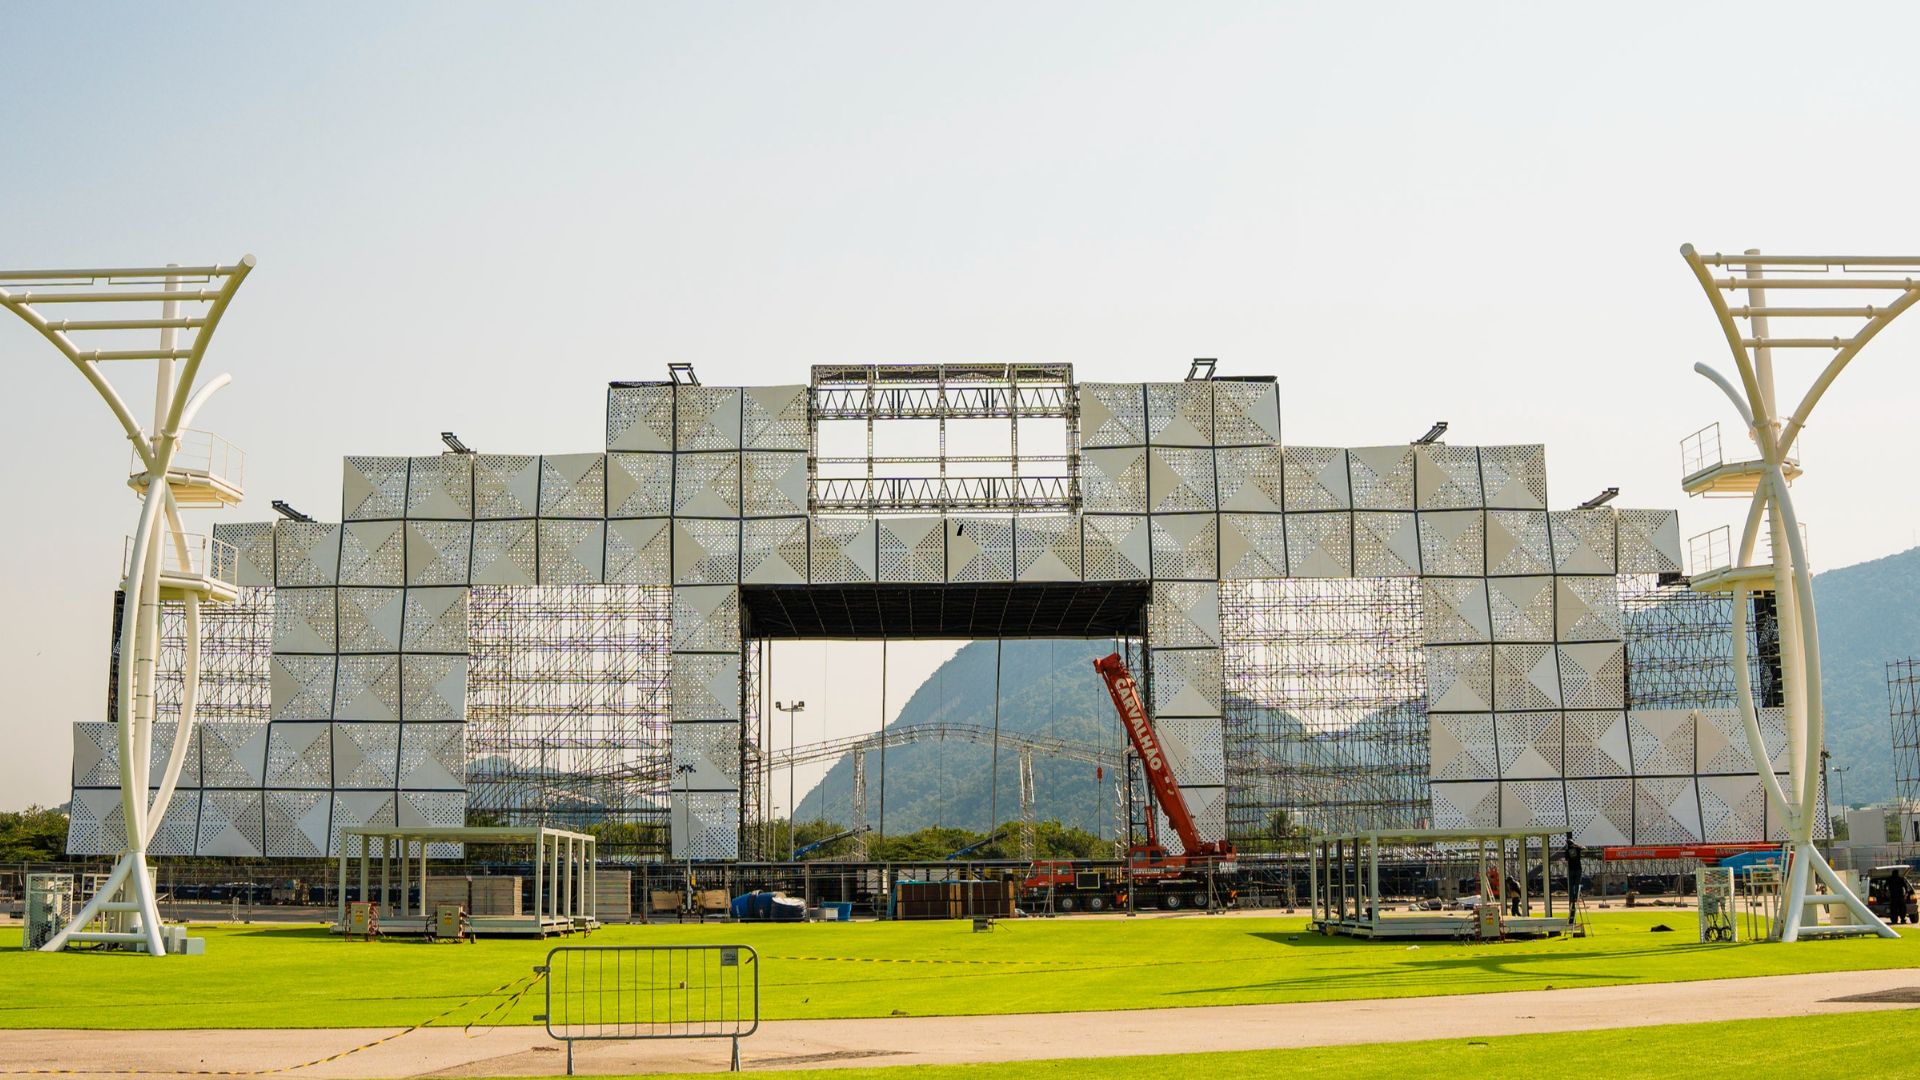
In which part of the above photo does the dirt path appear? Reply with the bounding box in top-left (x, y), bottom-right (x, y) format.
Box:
top-left (7, 967), bottom-right (1919, 1078)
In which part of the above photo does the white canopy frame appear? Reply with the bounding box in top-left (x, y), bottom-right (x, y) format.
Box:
top-left (1679, 246), bottom-right (1905, 941)
top-left (1, 258), bottom-right (255, 954)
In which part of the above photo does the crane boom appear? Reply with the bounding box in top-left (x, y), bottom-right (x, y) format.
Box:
top-left (1093, 652), bottom-right (1231, 860)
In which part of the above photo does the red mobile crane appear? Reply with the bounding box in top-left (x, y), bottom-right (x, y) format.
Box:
top-left (1021, 652), bottom-right (1237, 912)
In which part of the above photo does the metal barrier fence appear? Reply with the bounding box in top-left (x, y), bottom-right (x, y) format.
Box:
top-left (538, 944), bottom-right (759, 1073)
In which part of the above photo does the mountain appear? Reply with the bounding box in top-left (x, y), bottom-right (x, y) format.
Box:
top-left (1809, 545), bottom-right (1920, 806)
top-left (789, 546), bottom-right (1920, 831)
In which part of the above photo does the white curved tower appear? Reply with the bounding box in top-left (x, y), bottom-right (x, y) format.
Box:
top-left (1679, 246), bottom-right (1905, 941)
top-left (1, 259), bottom-right (254, 954)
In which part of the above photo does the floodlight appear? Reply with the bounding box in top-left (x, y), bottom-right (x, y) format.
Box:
top-left (271, 500), bottom-right (314, 522)
top-left (1186, 358), bottom-right (1217, 382)
top-left (1413, 421), bottom-right (1449, 445)
top-left (1578, 487), bottom-right (1620, 509)
top-left (668, 362), bottom-right (700, 386)
top-left (440, 431), bottom-right (473, 454)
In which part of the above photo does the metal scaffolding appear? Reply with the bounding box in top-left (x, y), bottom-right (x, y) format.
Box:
top-left (1891, 658), bottom-right (1920, 818)
top-left (108, 587), bottom-right (273, 729)
top-left (1619, 574), bottom-right (1782, 710)
top-left (465, 584), bottom-right (672, 860)
top-left (1220, 578), bottom-right (1428, 846)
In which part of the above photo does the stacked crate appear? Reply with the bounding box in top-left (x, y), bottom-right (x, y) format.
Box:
top-left (595, 870), bottom-right (632, 922)
top-left (424, 876), bottom-right (522, 917)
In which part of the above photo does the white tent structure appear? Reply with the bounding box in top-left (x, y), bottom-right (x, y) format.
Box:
top-left (1678, 246), bottom-right (1905, 941)
top-left (1, 259), bottom-right (255, 954)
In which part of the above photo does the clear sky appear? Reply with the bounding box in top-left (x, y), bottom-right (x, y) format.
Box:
top-left (4, 2), bottom-right (1919, 808)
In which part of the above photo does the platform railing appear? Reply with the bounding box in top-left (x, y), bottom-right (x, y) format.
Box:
top-left (127, 428), bottom-right (245, 497)
top-left (121, 531), bottom-right (238, 589)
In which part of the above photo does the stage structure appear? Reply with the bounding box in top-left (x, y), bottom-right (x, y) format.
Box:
top-left (1, 259), bottom-right (255, 954)
top-left (1677, 245), bottom-right (1904, 940)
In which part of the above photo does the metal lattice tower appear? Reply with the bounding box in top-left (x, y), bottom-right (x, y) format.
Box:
top-left (1891, 659), bottom-right (1920, 829)
top-left (2, 258), bottom-right (254, 954)
top-left (1677, 245), bottom-right (1915, 940)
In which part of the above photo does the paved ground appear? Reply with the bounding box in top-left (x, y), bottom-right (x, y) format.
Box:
top-left (6, 967), bottom-right (1919, 1077)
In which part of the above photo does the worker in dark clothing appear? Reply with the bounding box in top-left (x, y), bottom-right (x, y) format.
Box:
top-left (1564, 833), bottom-right (1584, 924)
top-left (1506, 878), bottom-right (1523, 917)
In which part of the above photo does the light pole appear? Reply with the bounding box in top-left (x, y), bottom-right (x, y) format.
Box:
top-left (1833, 764), bottom-right (1852, 828)
top-left (776, 701), bottom-right (806, 860)
top-left (676, 762), bottom-right (696, 913)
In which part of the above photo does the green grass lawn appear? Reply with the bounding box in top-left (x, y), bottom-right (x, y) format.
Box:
top-left (0, 912), bottom-right (1914, 1030)
top-left (566, 1009), bottom-right (1920, 1080)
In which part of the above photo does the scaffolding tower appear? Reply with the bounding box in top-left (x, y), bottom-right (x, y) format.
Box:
top-left (1619, 574), bottom-right (1782, 710)
top-left (1221, 578), bottom-right (1428, 847)
top-left (1891, 658), bottom-right (1920, 822)
top-left (465, 584), bottom-right (672, 860)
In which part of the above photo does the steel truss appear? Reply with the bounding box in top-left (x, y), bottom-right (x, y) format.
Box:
top-left (1619, 574), bottom-right (1781, 710)
top-left (1220, 578), bottom-right (1428, 847)
top-left (808, 363), bottom-right (1080, 515)
top-left (1892, 658), bottom-right (1920, 827)
top-left (465, 584), bottom-right (672, 860)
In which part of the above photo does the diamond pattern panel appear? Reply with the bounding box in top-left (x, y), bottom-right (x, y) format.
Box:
top-left (1567, 778), bottom-right (1633, 846)
top-left (1215, 444), bottom-right (1283, 513)
top-left (1635, 777), bottom-right (1702, 843)
top-left (607, 452), bottom-right (673, 517)
top-left (671, 651), bottom-right (742, 722)
top-left (1558, 641), bottom-right (1625, 710)
top-left (343, 456), bottom-right (408, 521)
top-left (1015, 514), bottom-right (1082, 582)
top-left (1353, 511), bottom-right (1420, 576)
top-left (675, 387), bottom-right (743, 451)
top-left (471, 519), bottom-right (537, 585)
top-left (71, 722), bottom-right (121, 788)
top-left (1618, 508), bottom-right (1683, 574)
top-left (674, 453), bottom-right (741, 517)
top-left (1211, 381), bottom-right (1280, 446)
top-left (1493, 642), bottom-right (1560, 710)
top-left (1488, 576), bottom-right (1555, 643)
top-left (1417, 510), bottom-right (1485, 577)
top-left (1415, 445), bottom-right (1483, 510)
top-left (1283, 512), bottom-right (1354, 578)
top-left (404, 521), bottom-right (472, 586)
top-left (66, 788), bottom-right (126, 856)
top-left (673, 518), bottom-right (740, 585)
top-left (1562, 710), bottom-right (1632, 777)
top-left (275, 522), bottom-right (341, 587)
top-left (1082, 515), bottom-right (1151, 581)
top-left (538, 520), bottom-right (606, 584)
top-left (1081, 447), bottom-right (1148, 514)
top-left (1078, 383), bottom-right (1148, 448)
top-left (333, 654), bottom-right (401, 723)
top-left (808, 517), bottom-right (877, 584)
top-left (406, 454), bottom-right (474, 519)
top-left (1150, 513), bottom-right (1218, 581)
top-left (1432, 781), bottom-right (1500, 829)
top-left (607, 517), bottom-right (673, 584)
top-left (200, 720), bottom-right (269, 787)
top-left (216, 521), bottom-right (276, 587)
top-left (1149, 581), bottom-right (1222, 647)
top-left (332, 723), bottom-right (401, 788)
top-left (742, 517), bottom-right (809, 585)
top-left (948, 516), bottom-right (1016, 583)
top-left (743, 385), bottom-right (810, 451)
top-left (671, 721), bottom-right (742, 790)
top-left (399, 723), bottom-right (466, 788)
top-left (1700, 775), bottom-right (1765, 842)
top-left (151, 792), bottom-right (198, 856)
top-left (1497, 712), bottom-right (1562, 779)
top-left (264, 790), bottom-right (331, 858)
top-left (1695, 708), bottom-right (1759, 774)
top-left (879, 517), bottom-right (946, 583)
top-left (740, 450), bottom-right (807, 517)
top-left (538, 454), bottom-right (606, 519)
top-left (274, 587), bottom-right (337, 654)
top-left (1486, 511), bottom-right (1553, 576)
top-left (265, 722), bottom-right (332, 788)
top-left (337, 587), bottom-right (403, 653)
top-left (1154, 716), bottom-right (1224, 787)
top-left (1281, 447), bottom-right (1350, 511)
top-left (329, 791), bottom-right (397, 856)
top-left (673, 585), bottom-right (743, 652)
top-left (401, 655), bottom-right (467, 724)
top-left (1627, 709), bottom-right (1695, 776)
top-left (402, 587), bottom-right (468, 653)
top-left (474, 455), bottom-right (541, 518)
top-left (339, 520), bottom-right (405, 587)
top-left (1422, 578), bottom-right (1491, 644)
top-left (1147, 647), bottom-right (1222, 717)
top-left (1429, 713), bottom-right (1497, 781)
top-left (1556, 575), bottom-right (1621, 642)
top-left (1501, 780), bottom-right (1569, 828)
top-left (1146, 383), bottom-right (1212, 446)
top-left (1219, 513), bottom-right (1287, 580)
top-left (1427, 644), bottom-right (1493, 712)
top-left (1479, 445), bottom-right (1548, 510)
top-left (197, 789), bottom-right (265, 857)
top-left (1147, 447), bottom-right (1216, 513)
top-left (271, 656), bottom-right (336, 722)
top-left (1550, 510), bottom-right (1617, 574)
top-left (1348, 446), bottom-right (1415, 511)
top-left (606, 384), bottom-right (676, 452)
top-left (672, 791), bottom-right (741, 860)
